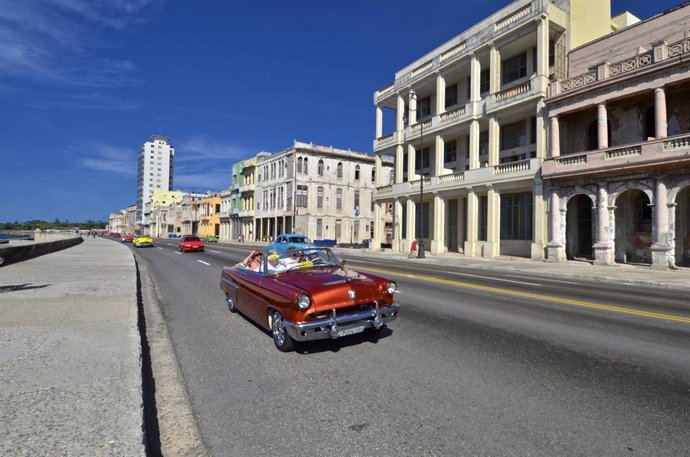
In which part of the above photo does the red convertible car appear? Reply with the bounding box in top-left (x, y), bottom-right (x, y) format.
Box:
top-left (179, 235), bottom-right (204, 252)
top-left (220, 247), bottom-right (399, 351)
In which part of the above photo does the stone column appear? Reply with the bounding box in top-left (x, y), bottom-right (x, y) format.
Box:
top-left (375, 154), bottom-right (382, 187)
top-left (546, 190), bottom-right (565, 261)
top-left (407, 144), bottom-right (417, 181)
top-left (470, 53), bottom-right (481, 102)
top-left (395, 145), bottom-right (404, 184)
top-left (597, 103), bottom-right (608, 149)
top-left (469, 120), bottom-right (480, 170)
top-left (396, 93), bottom-right (405, 132)
top-left (651, 178), bottom-right (671, 268)
top-left (488, 116), bottom-right (500, 167)
top-left (535, 100), bottom-right (546, 159)
top-left (372, 202), bottom-right (382, 250)
top-left (436, 73), bottom-right (446, 115)
top-left (549, 116), bottom-right (560, 158)
top-left (406, 199), bottom-right (416, 252)
top-left (408, 90), bottom-right (418, 124)
top-left (393, 198), bottom-right (403, 253)
top-left (434, 135), bottom-right (445, 177)
top-left (431, 193), bottom-right (445, 255)
top-left (593, 185), bottom-right (614, 265)
top-left (489, 43), bottom-right (500, 95)
top-left (376, 105), bottom-right (383, 139)
top-left (484, 187), bottom-right (500, 258)
top-left (654, 87), bottom-right (667, 139)
top-left (531, 179), bottom-right (546, 260)
top-left (464, 190), bottom-right (478, 256)
top-left (535, 15), bottom-right (549, 93)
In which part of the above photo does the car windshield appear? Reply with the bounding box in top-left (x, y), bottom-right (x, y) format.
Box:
top-left (184, 236), bottom-right (201, 242)
top-left (261, 247), bottom-right (339, 274)
top-left (287, 236), bottom-right (310, 243)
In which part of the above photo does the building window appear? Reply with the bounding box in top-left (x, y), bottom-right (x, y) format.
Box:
top-left (277, 187), bottom-right (284, 208)
top-left (478, 196), bottom-right (488, 241)
top-left (335, 219), bottom-right (341, 239)
top-left (371, 168), bottom-right (375, 183)
top-left (500, 192), bottom-right (533, 240)
top-left (444, 140), bottom-right (457, 163)
top-left (354, 165), bottom-right (361, 181)
top-left (530, 117), bottom-right (537, 145)
top-left (337, 162), bottom-right (343, 178)
top-left (480, 69), bottom-right (490, 94)
top-left (354, 190), bottom-right (360, 209)
top-left (317, 186), bottom-right (324, 208)
top-left (415, 147), bottom-right (431, 171)
top-left (318, 159), bottom-right (324, 176)
top-left (502, 53), bottom-right (527, 85)
top-left (336, 188), bottom-right (342, 210)
top-left (297, 157), bottom-right (303, 173)
top-left (303, 157), bottom-right (308, 174)
top-left (418, 96), bottom-right (431, 119)
top-left (501, 121), bottom-right (526, 150)
top-left (445, 83), bottom-right (458, 108)
top-left (317, 219), bottom-right (323, 237)
top-left (296, 185), bottom-right (308, 208)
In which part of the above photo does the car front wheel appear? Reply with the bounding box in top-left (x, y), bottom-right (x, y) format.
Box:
top-left (270, 310), bottom-right (294, 352)
top-left (226, 293), bottom-right (237, 313)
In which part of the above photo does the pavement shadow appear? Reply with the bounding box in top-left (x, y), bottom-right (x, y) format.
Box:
top-left (0, 283), bottom-right (51, 293)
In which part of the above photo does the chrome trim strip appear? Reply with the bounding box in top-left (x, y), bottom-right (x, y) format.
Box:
top-left (220, 276), bottom-right (238, 289)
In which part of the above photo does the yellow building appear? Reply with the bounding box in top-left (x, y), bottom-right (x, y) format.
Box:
top-left (149, 190), bottom-right (183, 237)
top-left (198, 195), bottom-right (221, 238)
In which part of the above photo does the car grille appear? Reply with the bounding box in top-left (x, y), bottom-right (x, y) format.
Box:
top-left (307, 301), bottom-right (385, 321)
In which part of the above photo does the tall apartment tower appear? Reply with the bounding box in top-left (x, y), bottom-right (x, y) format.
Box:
top-left (137, 135), bottom-right (175, 229)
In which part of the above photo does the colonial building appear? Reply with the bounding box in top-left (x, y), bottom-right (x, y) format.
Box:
top-left (198, 194), bottom-right (221, 238)
top-left (222, 155), bottom-right (262, 242)
top-left (148, 189), bottom-right (183, 237)
top-left (544, 3), bottom-right (690, 268)
top-left (371, 0), bottom-right (629, 258)
top-left (253, 141), bottom-right (393, 244)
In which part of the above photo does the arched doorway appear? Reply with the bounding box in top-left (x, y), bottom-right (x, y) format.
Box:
top-left (614, 189), bottom-right (652, 264)
top-left (675, 186), bottom-right (690, 267)
top-left (565, 194), bottom-right (593, 260)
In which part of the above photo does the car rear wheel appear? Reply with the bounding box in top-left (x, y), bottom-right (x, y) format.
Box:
top-left (270, 310), bottom-right (294, 352)
top-left (226, 293), bottom-right (237, 313)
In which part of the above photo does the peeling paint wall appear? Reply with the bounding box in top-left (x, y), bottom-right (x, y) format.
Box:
top-left (666, 87), bottom-right (690, 137)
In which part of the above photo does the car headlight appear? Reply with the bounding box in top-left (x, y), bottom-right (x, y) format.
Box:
top-left (386, 282), bottom-right (397, 295)
top-left (297, 294), bottom-right (310, 310)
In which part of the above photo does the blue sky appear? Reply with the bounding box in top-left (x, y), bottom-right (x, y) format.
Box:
top-left (0, 0), bottom-right (682, 222)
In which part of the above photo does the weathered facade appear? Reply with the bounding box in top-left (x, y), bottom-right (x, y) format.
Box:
top-left (544, 3), bottom-right (690, 268)
top-left (371, 0), bottom-right (633, 258)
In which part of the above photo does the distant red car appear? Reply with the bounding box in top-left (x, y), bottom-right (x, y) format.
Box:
top-left (220, 247), bottom-right (399, 351)
top-left (122, 234), bottom-right (134, 243)
top-left (179, 235), bottom-right (204, 252)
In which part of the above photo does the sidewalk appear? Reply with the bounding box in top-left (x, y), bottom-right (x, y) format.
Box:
top-left (0, 236), bottom-right (144, 455)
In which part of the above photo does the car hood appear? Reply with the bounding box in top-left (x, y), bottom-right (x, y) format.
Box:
top-left (274, 267), bottom-right (383, 312)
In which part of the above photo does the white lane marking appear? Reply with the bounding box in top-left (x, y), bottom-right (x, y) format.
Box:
top-left (197, 260), bottom-right (211, 266)
top-left (157, 247), bottom-right (163, 250)
top-left (444, 271), bottom-right (541, 287)
top-left (174, 252), bottom-right (182, 255)
top-left (209, 250), bottom-right (221, 253)
top-left (503, 274), bottom-right (582, 285)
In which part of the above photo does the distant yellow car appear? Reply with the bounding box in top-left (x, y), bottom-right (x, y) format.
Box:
top-left (133, 236), bottom-right (154, 248)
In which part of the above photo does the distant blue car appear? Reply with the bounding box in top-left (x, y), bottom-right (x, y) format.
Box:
top-left (266, 233), bottom-right (314, 252)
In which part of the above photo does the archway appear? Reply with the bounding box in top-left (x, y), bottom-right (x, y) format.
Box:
top-left (565, 194), bottom-right (593, 260)
top-left (614, 189), bottom-right (652, 264)
top-left (675, 186), bottom-right (690, 266)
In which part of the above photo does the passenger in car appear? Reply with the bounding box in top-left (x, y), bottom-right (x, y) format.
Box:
top-left (242, 250), bottom-right (262, 271)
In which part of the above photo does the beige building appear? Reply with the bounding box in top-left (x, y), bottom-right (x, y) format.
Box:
top-left (148, 189), bottom-right (183, 237)
top-left (254, 141), bottom-right (393, 244)
top-left (371, 0), bottom-right (626, 259)
top-left (544, 3), bottom-right (690, 268)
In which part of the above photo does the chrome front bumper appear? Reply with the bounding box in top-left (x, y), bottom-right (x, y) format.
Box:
top-left (283, 302), bottom-right (400, 342)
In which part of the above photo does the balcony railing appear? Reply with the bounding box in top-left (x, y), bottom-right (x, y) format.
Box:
top-left (374, 132), bottom-right (397, 151)
top-left (438, 171), bottom-right (465, 183)
top-left (376, 185), bottom-right (393, 194)
top-left (494, 159), bottom-right (531, 175)
top-left (543, 134), bottom-right (690, 178)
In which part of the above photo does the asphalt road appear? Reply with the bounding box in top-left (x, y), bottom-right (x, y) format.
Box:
top-left (132, 239), bottom-right (690, 457)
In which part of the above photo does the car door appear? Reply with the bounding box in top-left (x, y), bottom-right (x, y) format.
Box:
top-left (232, 268), bottom-right (265, 323)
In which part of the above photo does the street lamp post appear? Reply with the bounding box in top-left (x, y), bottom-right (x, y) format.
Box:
top-left (407, 90), bottom-right (426, 258)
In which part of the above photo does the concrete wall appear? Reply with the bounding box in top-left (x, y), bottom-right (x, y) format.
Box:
top-left (0, 236), bottom-right (83, 266)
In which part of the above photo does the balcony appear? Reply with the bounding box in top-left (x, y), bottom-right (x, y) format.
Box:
top-left (542, 135), bottom-right (690, 179)
top-left (239, 183), bottom-right (256, 193)
top-left (373, 132), bottom-right (398, 151)
top-left (238, 210), bottom-right (254, 218)
top-left (373, 158), bottom-right (540, 200)
top-left (486, 75), bottom-right (545, 113)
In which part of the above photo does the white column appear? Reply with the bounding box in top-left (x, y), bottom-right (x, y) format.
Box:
top-left (469, 120), bottom-right (480, 170)
top-left (408, 91), bottom-right (418, 124)
top-left (531, 179), bottom-right (546, 260)
top-left (546, 190), bottom-right (565, 262)
top-left (535, 100), bottom-right (546, 159)
top-left (536, 15), bottom-right (549, 93)
top-left (651, 178), bottom-right (671, 268)
top-left (597, 103), bottom-right (608, 149)
top-left (434, 135), bottom-right (445, 177)
top-left (488, 116), bottom-right (500, 167)
top-left (489, 43), bottom-right (500, 95)
top-left (470, 53), bottom-right (481, 103)
top-left (593, 185), bottom-right (613, 265)
top-left (436, 73), bottom-right (446, 115)
top-left (372, 203), bottom-right (382, 250)
top-left (376, 105), bottom-right (383, 139)
top-left (550, 115), bottom-right (560, 158)
top-left (375, 154), bottom-right (382, 187)
top-left (406, 199), bottom-right (416, 249)
top-left (654, 87), bottom-right (667, 139)
top-left (396, 94), bottom-right (405, 132)
top-left (393, 199), bottom-right (403, 253)
top-left (464, 190), bottom-right (478, 256)
top-left (485, 187), bottom-right (500, 258)
top-left (407, 144), bottom-right (417, 181)
top-left (395, 145), bottom-right (404, 184)
top-left (431, 193), bottom-right (445, 255)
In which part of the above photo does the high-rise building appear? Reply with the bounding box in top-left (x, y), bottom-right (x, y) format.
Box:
top-left (137, 135), bottom-right (174, 230)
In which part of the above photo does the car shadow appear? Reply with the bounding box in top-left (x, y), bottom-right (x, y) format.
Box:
top-left (0, 283), bottom-right (51, 293)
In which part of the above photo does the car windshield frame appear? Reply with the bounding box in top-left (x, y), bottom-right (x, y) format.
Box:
top-left (259, 247), bottom-right (339, 275)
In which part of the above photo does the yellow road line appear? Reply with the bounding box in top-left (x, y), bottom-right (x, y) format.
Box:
top-left (352, 263), bottom-right (690, 325)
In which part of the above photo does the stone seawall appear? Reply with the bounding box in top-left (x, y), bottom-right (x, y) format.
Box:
top-left (0, 235), bottom-right (83, 265)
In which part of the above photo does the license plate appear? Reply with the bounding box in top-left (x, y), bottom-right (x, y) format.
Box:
top-left (337, 325), bottom-right (365, 337)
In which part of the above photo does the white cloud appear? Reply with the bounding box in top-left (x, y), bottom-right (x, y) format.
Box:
top-left (176, 137), bottom-right (251, 162)
top-left (174, 173), bottom-right (231, 193)
top-left (79, 143), bottom-right (135, 176)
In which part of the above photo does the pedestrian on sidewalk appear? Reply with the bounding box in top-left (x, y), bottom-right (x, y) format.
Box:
top-left (408, 239), bottom-right (418, 258)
